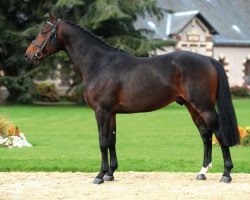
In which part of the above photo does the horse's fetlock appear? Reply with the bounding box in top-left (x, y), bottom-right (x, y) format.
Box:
top-left (110, 162), bottom-right (118, 170)
top-left (225, 161), bottom-right (233, 170)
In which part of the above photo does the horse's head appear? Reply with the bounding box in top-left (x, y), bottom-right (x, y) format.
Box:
top-left (25, 12), bottom-right (62, 64)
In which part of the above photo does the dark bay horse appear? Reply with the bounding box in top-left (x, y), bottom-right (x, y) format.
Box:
top-left (25, 12), bottom-right (240, 184)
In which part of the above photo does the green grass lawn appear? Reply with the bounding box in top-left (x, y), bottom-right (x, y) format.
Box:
top-left (0, 100), bottom-right (249, 173)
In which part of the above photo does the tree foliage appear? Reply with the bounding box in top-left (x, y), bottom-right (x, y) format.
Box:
top-left (0, 0), bottom-right (57, 102)
top-left (0, 0), bottom-right (173, 103)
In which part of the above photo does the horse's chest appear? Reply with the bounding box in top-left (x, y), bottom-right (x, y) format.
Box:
top-left (84, 81), bottom-right (119, 110)
top-left (83, 91), bottom-right (94, 109)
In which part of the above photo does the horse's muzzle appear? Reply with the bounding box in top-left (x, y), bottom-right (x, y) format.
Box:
top-left (25, 52), bottom-right (41, 64)
top-left (25, 53), bottom-right (29, 61)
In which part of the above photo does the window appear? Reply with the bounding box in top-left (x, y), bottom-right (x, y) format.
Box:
top-left (188, 34), bottom-right (199, 41)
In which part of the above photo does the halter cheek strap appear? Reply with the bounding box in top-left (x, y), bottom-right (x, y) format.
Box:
top-left (31, 19), bottom-right (61, 61)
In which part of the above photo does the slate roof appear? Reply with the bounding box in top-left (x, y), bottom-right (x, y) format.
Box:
top-left (168, 11), bottom-right (198, 35)
top-left (133, 11), bottom-right (169, 40)
top-left (134, 0), bottom-right (250, 45)
top-left (167, 11), bottom-right (217, 35)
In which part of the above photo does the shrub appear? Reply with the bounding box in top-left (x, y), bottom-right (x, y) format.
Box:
top-left (230, 86), bottom-right (249, 97)
top-left (212, 126), bottom-right (249, 145)
top-left (239, 126), bottom-right (248, 139)
top-left (242, 135), bottom-right (250, 146)
top-left (0, 116), bottom-right (11, 136)
top-left (32, 82), bottom-right (59, 102)
top-left (245, 126), bottom-right (250, 134)
top-left (0, 116), bottom-right (20, 137)
top-left (68, 84), bottom-right (85, 104)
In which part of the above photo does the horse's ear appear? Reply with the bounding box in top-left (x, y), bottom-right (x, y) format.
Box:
top-left (49, 11), bottom-right (57, 22)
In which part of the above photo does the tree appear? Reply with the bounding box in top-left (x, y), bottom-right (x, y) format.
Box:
top-left (0, 0), bottom-right (57, 102)
top-left (0, 0), bottom-right (174, 103)
top-left (54, 0), bottom-right (173, 56)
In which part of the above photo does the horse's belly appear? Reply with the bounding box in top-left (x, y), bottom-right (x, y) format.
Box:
top-left (113, 87), bottom-right (177, 113)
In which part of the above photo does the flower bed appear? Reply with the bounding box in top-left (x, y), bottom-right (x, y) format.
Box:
top-left (0, 116), bottom-right (32, 148)
top-left (0, 134), bottom-right (32, 148)
top-left (212, 126), bottom-right (250, 146)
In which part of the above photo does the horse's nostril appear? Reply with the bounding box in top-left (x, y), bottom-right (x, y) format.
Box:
top-left (25, 53), bottom-right (29, 61)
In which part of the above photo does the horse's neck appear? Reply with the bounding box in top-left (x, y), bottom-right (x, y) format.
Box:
top-left (61, 24), bottom-right (109, 80)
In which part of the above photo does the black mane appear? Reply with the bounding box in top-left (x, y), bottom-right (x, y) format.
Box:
top-left (64, 20), bottom-right (126, 53)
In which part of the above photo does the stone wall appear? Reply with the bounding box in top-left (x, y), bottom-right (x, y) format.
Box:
top-left (213, 46), bottom-right (250, 86)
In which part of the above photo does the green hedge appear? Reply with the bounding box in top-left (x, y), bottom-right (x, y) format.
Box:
top-left (32, 82), bottom-right (59, 102)
top-left (230, 86), bottom-right (250, 97)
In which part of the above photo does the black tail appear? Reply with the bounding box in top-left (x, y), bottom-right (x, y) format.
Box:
top-left (210, 58), bottom-right (240, 146)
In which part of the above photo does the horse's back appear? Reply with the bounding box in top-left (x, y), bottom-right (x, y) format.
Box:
top-left (85, 50), bottom-right (218, 113)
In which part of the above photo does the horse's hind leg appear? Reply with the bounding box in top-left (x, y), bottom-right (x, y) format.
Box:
top-left (220, 144), bottom-right (233, 183)
top-left (196, 106), bottom-right (233, 183)
top-left (185, 103), bottom-right (213, 180)
top-left (104, 113), bottom-right (118, 181)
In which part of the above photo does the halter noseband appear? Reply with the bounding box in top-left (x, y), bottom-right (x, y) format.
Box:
top-left (31, 19), bottom-right (61, 61)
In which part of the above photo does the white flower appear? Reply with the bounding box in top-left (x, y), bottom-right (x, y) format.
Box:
top-left (0, 134), bottom-right (32, 148)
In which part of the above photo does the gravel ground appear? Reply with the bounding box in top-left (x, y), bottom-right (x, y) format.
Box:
top-left (0, 172), bottom-right (250, 200)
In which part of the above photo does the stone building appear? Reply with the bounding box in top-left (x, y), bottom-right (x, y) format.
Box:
top-left (134, 0), bottom-right (250, 87)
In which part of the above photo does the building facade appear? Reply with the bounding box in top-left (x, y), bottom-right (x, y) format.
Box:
top-left (134, 0), bottom-right (250, 87)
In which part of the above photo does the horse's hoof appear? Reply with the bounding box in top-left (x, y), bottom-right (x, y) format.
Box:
top-left (220, 176), bottom-right (232, 183)
top-left (93, 178), bottom-right (104, 184)
top-left (104, 174), bottom-right (114, 181)
top-left (196, 174), bottom-right (206, 180)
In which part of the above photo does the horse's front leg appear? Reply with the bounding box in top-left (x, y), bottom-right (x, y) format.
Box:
top-left (93, 108), bottom-right (111, 184)
top-left (104, 114), bottom-right (118, 181)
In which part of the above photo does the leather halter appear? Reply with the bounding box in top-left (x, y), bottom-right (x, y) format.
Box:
top-left (31, 19), bottom-right (61, 61)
